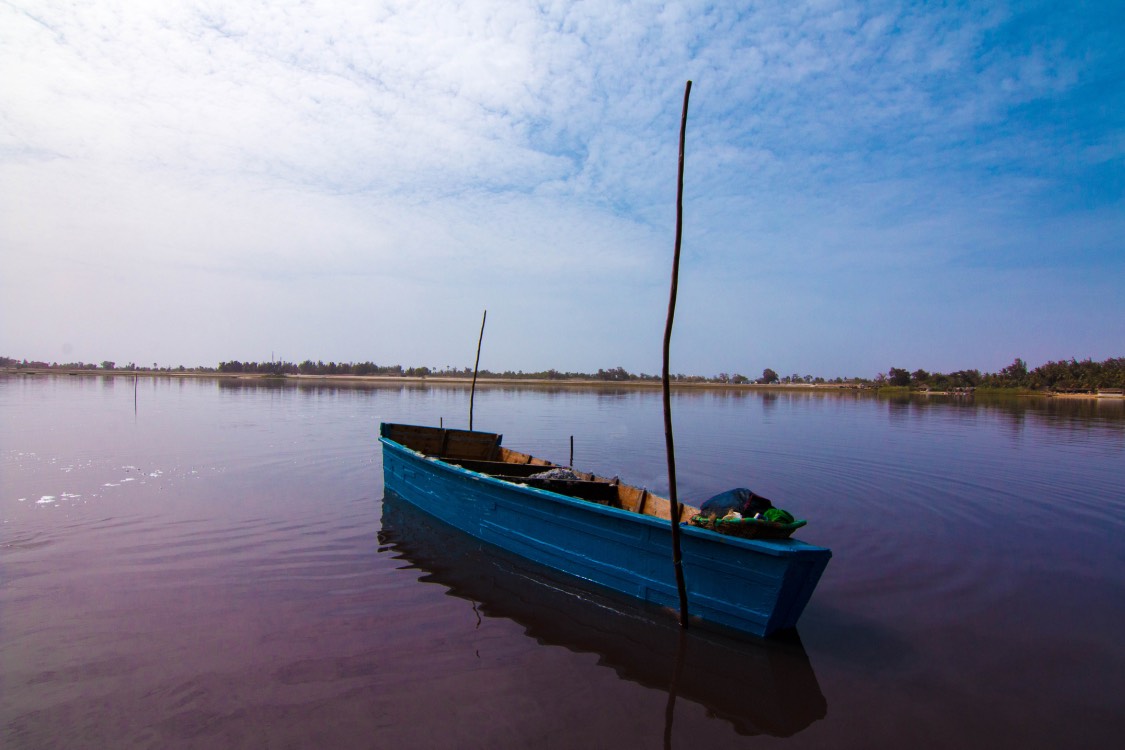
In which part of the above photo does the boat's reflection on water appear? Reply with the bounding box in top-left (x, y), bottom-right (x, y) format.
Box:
top-left (378, 491), bottom-right (827, 738)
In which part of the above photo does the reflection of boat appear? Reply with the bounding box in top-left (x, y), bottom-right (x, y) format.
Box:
top-left (379, 492), bottom-right (827, 737)
top-left (379, 423), bottom-right (831, 638)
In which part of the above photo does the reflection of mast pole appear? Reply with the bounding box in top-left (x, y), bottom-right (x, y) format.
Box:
top-left (663, 80), bottom-right (692, 628)
top-left (663, 628), bottom-right (688, 749)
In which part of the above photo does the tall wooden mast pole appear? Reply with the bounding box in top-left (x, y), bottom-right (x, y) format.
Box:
top-left (469, 309), bottom-right (487, 431)
top-left (663, 80), bottom-right (692, 628)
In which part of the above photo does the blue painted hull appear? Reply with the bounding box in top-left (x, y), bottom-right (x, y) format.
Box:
top-left (380, 425), bottom-right (831, 638)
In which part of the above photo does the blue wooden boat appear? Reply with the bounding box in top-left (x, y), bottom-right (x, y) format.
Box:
top-left (379, 422), bottom-right (831, 638)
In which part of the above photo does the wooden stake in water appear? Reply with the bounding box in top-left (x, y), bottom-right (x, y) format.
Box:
top-left (469, 309), bottom-right (487, 431)
top-left (663, 80), bottom-right (692, 628)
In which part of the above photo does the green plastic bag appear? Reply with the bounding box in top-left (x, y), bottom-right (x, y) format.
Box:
top-left (762, 508), bottom-right (794, 524)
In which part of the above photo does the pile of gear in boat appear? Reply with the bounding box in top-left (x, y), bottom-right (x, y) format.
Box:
top-left (689, 487), bottom-right (806, 539)
top-left (527, 468), bottom-right (581, 481)
top-left (523, 470), bottom-right (807, 540)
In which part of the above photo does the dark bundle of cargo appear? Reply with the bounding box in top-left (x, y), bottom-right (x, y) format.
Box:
top-left (689, 488), bottom-right (807, 540)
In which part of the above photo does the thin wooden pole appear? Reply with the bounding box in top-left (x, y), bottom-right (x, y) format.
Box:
top-left (662, 80), bottom-right (692, 628)
top-left (469, 309), bottom-right (487, 431)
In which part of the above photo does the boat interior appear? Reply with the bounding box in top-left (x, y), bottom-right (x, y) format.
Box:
top-left (382, 423), bottom-right (697, 522)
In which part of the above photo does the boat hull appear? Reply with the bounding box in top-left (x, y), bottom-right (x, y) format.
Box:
top-left (380, 427), bottom-right (831, 638)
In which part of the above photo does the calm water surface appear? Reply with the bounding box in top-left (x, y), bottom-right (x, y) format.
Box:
top-left (2, 375), bottom-right (1122, 748)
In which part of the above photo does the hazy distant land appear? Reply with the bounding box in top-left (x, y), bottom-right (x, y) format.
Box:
top-left (3, 356), bottom-right (1123, 396)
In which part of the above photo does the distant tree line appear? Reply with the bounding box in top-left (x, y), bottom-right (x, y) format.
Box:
top-left (217, 360), bottom-right (409, 376)
top-left (876, 358), bottom-right (1125, 391)
top-left (0, 357), bottom-right (211, 373)
top-left (3, 355), bottom-right (1122, 390)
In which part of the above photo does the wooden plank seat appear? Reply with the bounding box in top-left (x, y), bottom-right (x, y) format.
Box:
top-left (496, 476), bottom-right (621, 506)
top-left (436, 457), bottom-right (621, 506)
top-left (437, 458), bottom-right (568, 478)
top-left (386, 424), bottom-right (502, 460)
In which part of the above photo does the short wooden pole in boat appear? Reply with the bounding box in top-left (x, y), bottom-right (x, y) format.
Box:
top-left (570, 435), bottom-right (574, 467)
top-left (469, 309), bottom-right (487, 431)
top-left (662, 80), bottom-right (692, 628)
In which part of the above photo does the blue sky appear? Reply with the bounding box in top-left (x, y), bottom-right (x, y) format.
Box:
top-left (2, 0), bottom-right (1121, 379)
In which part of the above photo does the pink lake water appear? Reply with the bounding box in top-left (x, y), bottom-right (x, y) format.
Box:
top-left (2, 374), bottom-right (1123, 748)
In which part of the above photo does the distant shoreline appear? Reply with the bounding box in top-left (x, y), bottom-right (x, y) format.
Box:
top-left (4, 367), bottom-right (1122, 399)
